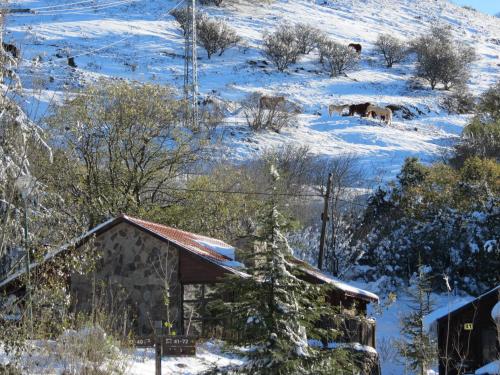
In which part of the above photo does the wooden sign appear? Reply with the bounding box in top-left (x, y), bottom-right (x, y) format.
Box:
top-left (134, 336), bottom-right (155, 348)
top-left (162, 336), bottom-right (197, 357)
top-left (464, 323), bottom-right (473, 331)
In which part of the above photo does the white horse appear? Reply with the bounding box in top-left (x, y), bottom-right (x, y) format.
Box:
top-left (366, 104), bottom-right (392, 125)
top-left (328, 104), bottom-right (348, 117)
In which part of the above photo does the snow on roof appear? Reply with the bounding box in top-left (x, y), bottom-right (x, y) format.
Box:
top-left (292, 260), bottom-right (379, 302)
top-left (423, 297), bottom-right (474, 334)
top-left (475, 360), bottom-right (500, 375)
top-left (492, 301), bottom-right (500, 321)
top-left (117, 215), bottom-right (248, 277)
top-left (424, 284), bottom-right (500, 334)
top-left (0, 215), bottom-right (249, 289)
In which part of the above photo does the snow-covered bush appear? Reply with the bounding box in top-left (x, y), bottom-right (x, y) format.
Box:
top-left (358, 157), bottom-right (500, 293)
top-left (196, 15), bottom-right (241, 59)
top-left (318, 38), bottom-right (359, 77)
top-left (412, 26), bottom-right (476, 90)
top-left (375, 34), bottom-right (408, 68)
top-left (243, 93), bottom-right (299, 132)
top-left (262, 24), bottom-right (301, 72)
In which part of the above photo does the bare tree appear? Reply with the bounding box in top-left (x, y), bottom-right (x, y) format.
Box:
top-left (412, 26), bottom-right (476, 90)
top-left (311, 155), bottom-right (365, 276)
top-left (318, 38), bottom-right (359, 77)
top-left (375, 34), bottom-right (408, 68)
top-left (262, 24), bottom-right (301, 72)
top-left (243, 93), bottom-right (299, 133)
top-left (293, 23), bottom-right (319, 55)
top-left (197, 15), bottom-right (241, 59)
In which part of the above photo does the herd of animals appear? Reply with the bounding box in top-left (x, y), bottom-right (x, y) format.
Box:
top-left (328, 102), bottom-right (393, 125)
top-left (258, 95), bottom-right (393, 126)
top-left (2, 38), bottom-right (392, 126)
top-left (258, 42), bottom-right (394, 126)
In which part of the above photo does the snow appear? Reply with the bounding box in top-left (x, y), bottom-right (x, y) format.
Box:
top-left (308, 339), bottom-right (377, 355)
top-left (492, 301), bottom-right (500, 320)
top-left (194, 238), bottom-right (236, 260)
top-left (4, 0), bottom-right (500, 180)
top-left (303, 269), bottom-right (379, 301)
top-left (0, 339), bottom-right (247, 375)
top-left (422, 297), bottom-right (474, 335)
top-left (129, 341), bottom-right (246, 375)
top-left (475, 360), bottom-right (500, 375)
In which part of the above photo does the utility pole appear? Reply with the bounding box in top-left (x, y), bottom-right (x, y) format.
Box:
top-left (318, 173), bottom-right (333, 271)
top-left (183, 0), bottom-right (199, 130)
top-left (24, 196), bottom-right (33, 338)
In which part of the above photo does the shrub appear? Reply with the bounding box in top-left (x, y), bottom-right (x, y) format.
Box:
top-left (318, 38), bottom-right (359, 77)
top-left (262, 24), bottom-right (301, 72)
top-left (412, 26), bottom-right (476, 90)
top-left (476, 80), bottom-right (500, 122)
top-left (243, 93), bottom-right (299, 132)
top-left (197, 15), bottom-right (241, 59)
top-left (293, 23), bottom-right (319, 55)
top-left (200, 0), bottom-right (224, 5)
top-left (375, 34), bottom-right (407, 68)
top-left (440, 88), bottom-right (476, 114)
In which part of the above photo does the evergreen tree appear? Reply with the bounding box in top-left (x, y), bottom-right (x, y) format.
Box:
top-left (398, 262), bottom-right (437, 375)
top-left (205, 165), bottom-right (355, 375)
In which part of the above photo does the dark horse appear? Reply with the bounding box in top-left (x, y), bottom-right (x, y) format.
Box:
top-left (349, 102), bottom-right (371, 117)
top-left (348, 43), bottom-right (362, 53)
top-left (2, 43), bottom-right (19, 59)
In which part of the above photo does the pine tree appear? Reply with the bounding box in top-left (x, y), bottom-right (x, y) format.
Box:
top-left (398, 261), bottom-right (437, 375)
top-left (205, 165), bottom-right (355, 375)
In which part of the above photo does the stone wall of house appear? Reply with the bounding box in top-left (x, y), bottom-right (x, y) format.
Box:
top-left (71, 222), bottom-right (181, 335)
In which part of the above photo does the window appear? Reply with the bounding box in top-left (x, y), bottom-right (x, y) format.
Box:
top-left (182, 283), bottom-right (218, 337)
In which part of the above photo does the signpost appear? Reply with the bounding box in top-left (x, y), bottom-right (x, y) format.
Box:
top-left (464, 323), bottom-right (473, 331)
top-left (162, 336), bottom-right (197, 356)
top-left (133, 321), bottom-right (197, 375)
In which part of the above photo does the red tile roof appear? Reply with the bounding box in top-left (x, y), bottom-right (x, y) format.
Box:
top-left (123, 215), bottom-right (232, 263)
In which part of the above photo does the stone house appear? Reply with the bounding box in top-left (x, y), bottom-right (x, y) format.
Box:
top-left (0, 214), bottom-right (379, 343)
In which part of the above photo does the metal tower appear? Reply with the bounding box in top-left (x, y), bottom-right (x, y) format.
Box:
top-left (183, 0), bottom-right (199, 130)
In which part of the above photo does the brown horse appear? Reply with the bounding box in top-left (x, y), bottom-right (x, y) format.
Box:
top-left (259, 95), bottom-right (285, 109)
top-left (348, 102), bottom-right (371, 117)
top-left (348, 43), bottom-right (362, 53)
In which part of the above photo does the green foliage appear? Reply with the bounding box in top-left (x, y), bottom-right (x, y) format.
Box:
top-left (452, 82), bottom-right (500, 166)
top-left (44, 80), bottom-right (204, 227)
top-left (205, 166), bottom-right (356, 374)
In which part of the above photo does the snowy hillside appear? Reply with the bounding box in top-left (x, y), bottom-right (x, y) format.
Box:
top-left (5, 0), bottom-right (500, 179)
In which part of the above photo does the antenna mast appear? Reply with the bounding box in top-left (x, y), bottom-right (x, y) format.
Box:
top-left (183, 0), bottom-right (199, 129)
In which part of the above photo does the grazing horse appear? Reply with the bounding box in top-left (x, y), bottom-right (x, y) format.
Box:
top-left (348, 43), bottom-right (362, 53)
top-left (260, 95), bottom-right (285, 109)
top-left (2, 42), bottom-right (19, 59)
top-left (328, 104), bottom-right (348, 117)
top-left (348, 102), bottom-right (371, 117)
top-left (366, 104), bottom-right (392, 125)
top-left (68, 57), bottom-right (77, 68)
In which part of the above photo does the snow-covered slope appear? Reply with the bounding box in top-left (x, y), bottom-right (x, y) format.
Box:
top-left (5, 0), bottom-right (500, 180)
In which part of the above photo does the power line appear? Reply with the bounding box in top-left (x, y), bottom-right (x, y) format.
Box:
top-left (8, 0), bottom-right (140, 16)
top-left (31, 0), bottom-right (106, 11)
top-left (160, 186), bottom-right (369, 208)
